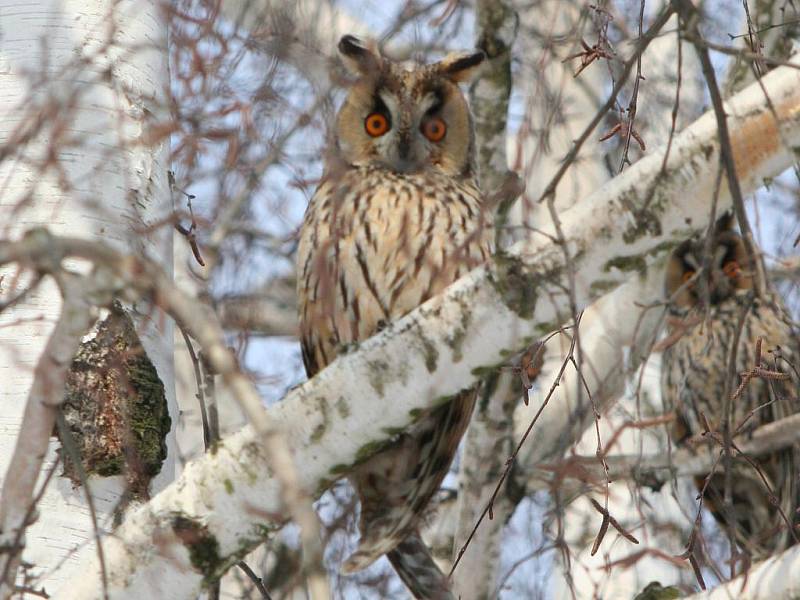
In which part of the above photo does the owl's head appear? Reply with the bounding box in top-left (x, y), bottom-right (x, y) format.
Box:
top-left (332, 35), bottom-right (485, 177)
top-left (665, 213), bottom-right (754, 311)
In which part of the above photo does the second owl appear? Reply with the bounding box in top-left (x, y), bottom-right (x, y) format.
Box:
top-left (662, 214), bottom-right (800, 560)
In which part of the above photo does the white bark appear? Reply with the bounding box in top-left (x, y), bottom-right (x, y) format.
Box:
top-left (683, 543), bottom-right (800, 599)
top-left (547, 356), bottom-right (696, 599)
top-left (450, 2), bottom-right (520, 597)
top-left (0, 273), bottom-right (100, 598)
top-left (533, 9), bottom-right (791, 596)
top-left (0, 0), bottom-right (171, 596)
top-left (453, 6), bottom-right (695, 593)
top-left (50, 64), bottom-right (800, 599)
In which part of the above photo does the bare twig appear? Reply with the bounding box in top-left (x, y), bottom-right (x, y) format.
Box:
top-left (537, 4), bottom-right (675, 204)
top-left (678, 0), bottom-right (768, 298)
top-left (450, 320), bottom-right (580, 577)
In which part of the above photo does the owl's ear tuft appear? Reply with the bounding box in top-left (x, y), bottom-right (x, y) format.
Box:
top-left (338, 35), bottom-right (382, 77)
top-left (435, 51), bottom-right (486, 83)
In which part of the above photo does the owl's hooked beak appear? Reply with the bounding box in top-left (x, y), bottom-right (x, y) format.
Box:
top-left (371, 132), bottom-right (424, 173)
top-left (388, 127), bottom-right (424, 173)
top-left (396, 128), bottom-right (412, 159)
top-left (709, 269), bottom-right (735, 304)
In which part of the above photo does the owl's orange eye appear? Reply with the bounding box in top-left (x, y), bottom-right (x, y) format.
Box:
top-left (421, 117), bottom-right (447, 142)
top-left (723, 260), bottom-right (740, 278)
top-left (365, 113), bottom-right (390, 137)
top-left (682, 271), bottom-right (695, 285)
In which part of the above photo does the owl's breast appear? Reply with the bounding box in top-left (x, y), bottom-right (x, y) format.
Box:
top-left (297, 168), bottom-right (493, 374)
top-left (661, 297), bottom-right (798, 438)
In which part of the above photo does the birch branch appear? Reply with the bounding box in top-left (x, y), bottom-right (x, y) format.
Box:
top-left (0, 231), bottom-right (326, 599)
top-left (770, 255), bottom-right (800, 281)
top-left (216, 275), bottom-right (298, 337)
top-left (19, 62), bottom-right (800, 599)
top-left (682, 543), bottom-right (800, 599)
top-left (722, 0), bottom-right (800, 95)
top-left (543, 10), bottom-right (800, 596)
top-left (217, 0), bottom-right (369, 54)
top-left (531, 413), bottom-right (800, 495)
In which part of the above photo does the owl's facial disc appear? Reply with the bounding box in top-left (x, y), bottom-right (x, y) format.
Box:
top-left (369, 90), bottom-right (442, 173)
top-left (679, 242), bottom-right (744, 306)
top-left (335, 43), bottom-right (477, 178)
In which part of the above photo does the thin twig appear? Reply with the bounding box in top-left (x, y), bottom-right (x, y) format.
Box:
top-left (537, 4), bottom-right (675, 204)
top-left (618, 0), bottom-right (647, 172)
top-left (450, 319), bottom-right (581, 577)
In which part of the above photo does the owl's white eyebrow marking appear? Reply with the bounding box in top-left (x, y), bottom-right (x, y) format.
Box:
top-left (713, 245), bottom-right (727, 265)
top-left (419, 93), bottom-right (439, 114)
top-left (684, 252), bottom-right (700, 270)
top-left (378, 90), bottom-right (399, 114)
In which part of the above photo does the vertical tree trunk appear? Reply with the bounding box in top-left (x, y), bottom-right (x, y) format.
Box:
top-left (0, 0), bottom-right (172, 595)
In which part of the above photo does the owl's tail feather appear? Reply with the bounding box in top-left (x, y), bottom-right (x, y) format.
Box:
top-left (342, 391), bottom-right (476, 576)
top-left (387, 531), bottom-right (454, 600)
top-left (340, 530), bottom-right (406, 574)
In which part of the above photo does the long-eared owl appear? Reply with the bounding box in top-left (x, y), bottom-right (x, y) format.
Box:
top-left (296, 36), bottom-right (491, 598)
top-left (661, 214), bottom-right (800, 559)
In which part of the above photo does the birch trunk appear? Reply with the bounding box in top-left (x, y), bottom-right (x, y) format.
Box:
top-left (683, 543), bottom-right (800, 600)
top-left (0, 1), bottom-right (172, 596)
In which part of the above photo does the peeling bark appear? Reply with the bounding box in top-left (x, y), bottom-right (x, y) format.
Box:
top-left (60, 302), bottom-right (170, 501)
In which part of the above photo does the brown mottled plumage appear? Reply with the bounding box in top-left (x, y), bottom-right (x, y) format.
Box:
top-left (296, 36), bottom-right (490, 598)
top-left (661, 215), bottom-right (800, 559)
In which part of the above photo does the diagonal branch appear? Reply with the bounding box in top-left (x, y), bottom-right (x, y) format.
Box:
top-left (530, 413), bottom-right (800, 496)
top-left (681, 542), bottom-right (800, 599)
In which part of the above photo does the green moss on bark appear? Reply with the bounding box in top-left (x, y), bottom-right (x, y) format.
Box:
top-left (171, 515), bottom-right (222, 584)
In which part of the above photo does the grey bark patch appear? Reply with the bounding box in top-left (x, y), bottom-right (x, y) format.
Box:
top-left (603, 254), bottom-right (647, 275)
top-left (58, 301), bottom-right (170, 500)
top-left (420, 333), bottom-right (439, 372)
top-left (366, 357), bottom-right (390, 396)
top-left (489, 251), bottom-right (545, 318)
top-left (310, 396), bottom-right (329, 442)
top-left (335, 396), bottom-right (351, 419)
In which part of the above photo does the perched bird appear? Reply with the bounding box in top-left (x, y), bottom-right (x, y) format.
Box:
top-left (296, 35), bottom-right (490, 598)
top-left (661, 214), bottom-right (800, 560)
